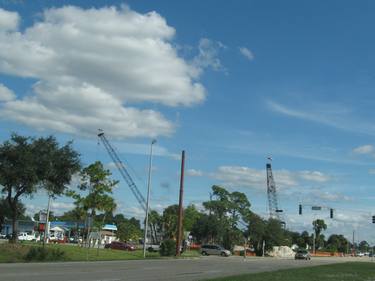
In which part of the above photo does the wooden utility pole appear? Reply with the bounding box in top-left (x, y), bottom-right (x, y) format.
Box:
top-left (176, 150), bottom-right (185, 256)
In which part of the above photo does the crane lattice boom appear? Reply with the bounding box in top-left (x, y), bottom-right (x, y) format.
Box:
top-left (98, 131), bottom-right (147, 212)
top-left (266, 163), bottom-right (280, 220)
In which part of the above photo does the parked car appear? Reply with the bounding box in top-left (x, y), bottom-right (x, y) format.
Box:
top-left (200, 244), bottom-right (231, 257)
top-left (147, 244), bottom-right (160, 252)
top-left (295, 249), bottom-right (311, 260)
top-left (0, 234), bottom-right (6, 239)
top-left (104, 241), bottom-right (136, 251)
top-left (18, 232), bottom-right (38, 241)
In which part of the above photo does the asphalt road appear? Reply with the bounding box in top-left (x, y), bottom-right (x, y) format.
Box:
top-left (0, 256), bottom-right (367, 281)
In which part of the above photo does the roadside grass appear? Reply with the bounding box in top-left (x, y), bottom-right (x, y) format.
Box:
top-left (204, 262), bottom-right (375, 281)
top-left (0, 242), bottom-right (200, 262)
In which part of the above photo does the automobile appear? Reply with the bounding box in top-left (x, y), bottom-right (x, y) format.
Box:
top-left (294, 249), bottom-right (311, 260)
top-left (200, 244), bottom-right (231, 257)
top-left (147, 244), bottom-right (160, 252)
top-left (104, 241), bottom-right (136, 251)
top-left (356, 252), bottom-right (365, 257)
top-left (18, 232), bottom-right (38, 241)
top-left (0, 234), bottom-right (6, 239)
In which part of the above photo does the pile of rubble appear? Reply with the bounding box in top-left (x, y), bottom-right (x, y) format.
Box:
top-left (268, 246), bottom-right (295, 258)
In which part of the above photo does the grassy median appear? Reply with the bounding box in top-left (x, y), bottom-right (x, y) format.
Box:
top-left (205, 262), bottom-right (375, 281)
top-left (0, 242), bottom-right (200, 262)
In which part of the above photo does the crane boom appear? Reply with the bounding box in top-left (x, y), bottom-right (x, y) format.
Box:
top-left (98, 131), bottom-right (147, 212)
top-left (266, 162), bottom-right (280, 220)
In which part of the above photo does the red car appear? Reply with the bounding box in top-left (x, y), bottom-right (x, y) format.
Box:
top-left (104, 241), bottom-right (136, 251)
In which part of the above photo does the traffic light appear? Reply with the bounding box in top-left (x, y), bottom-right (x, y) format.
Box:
top-left (299, 204), bottom-right (302, 215)
top-left (330, 208), bottom-right (334, 219)
top-left (372, 216), bottom-right (375, 223)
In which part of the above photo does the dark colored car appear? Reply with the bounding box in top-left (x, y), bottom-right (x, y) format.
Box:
top-left (295, 249), bottom-right (311, 260)
top-left (104, 241), bottom-right (136, 251)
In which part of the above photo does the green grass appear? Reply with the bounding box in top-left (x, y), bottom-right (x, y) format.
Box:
top-left (205, 262), bottom-right (375, 281)
top-left (0, 242), bottom-right (200, 263)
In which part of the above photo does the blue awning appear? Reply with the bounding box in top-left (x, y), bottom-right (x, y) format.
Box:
top-left (103, 224), bottom-right (117, 231)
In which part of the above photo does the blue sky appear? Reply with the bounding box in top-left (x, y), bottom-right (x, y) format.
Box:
top-left (1, 0), bottom-right (375, 243)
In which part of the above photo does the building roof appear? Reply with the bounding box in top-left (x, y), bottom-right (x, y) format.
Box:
top-left (103, 224), bottom-right (117, 231)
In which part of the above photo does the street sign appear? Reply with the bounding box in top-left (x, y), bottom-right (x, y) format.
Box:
top-left (312, 206), bottom-right (322, 211)
top-left (39, 211), bottom-right (47, 223)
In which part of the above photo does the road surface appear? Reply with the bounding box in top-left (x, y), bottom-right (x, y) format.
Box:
top-left (0, 256), bottom-right (365, 281)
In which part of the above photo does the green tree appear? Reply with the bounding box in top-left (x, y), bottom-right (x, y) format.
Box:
top-left (326, 234), bottom-right (348, 253)
top-left (148, 210), bottom-right (163, 244)
top-left (245, 212), bottom-right (267, 255)
top-left (183, 204), bottom-right (201, 231)
top-left (113, 214), bottom-right (127, 225)
top-left (359, 240), bottom-right (370, 253)
top-left (264, 218), bottom-right (289, 251)
top-left (69, 161), bottom-right (117, 216)
top-left (313, 219), bottom-right (327, 238)
top-left (0, 134), bottom-right (80, 242)
top-left (191, 214), bottom-right (220, 244)
top-left (117, 217), bottom-right (142, 242)
top-left (162, 205), bottom-right (179, 239)
top-left (68, 161), bottom-right (117, 233)
top-left (0, 198), bottom-right (26, 233)
top-left (312, 219), bottom-right (327, 250)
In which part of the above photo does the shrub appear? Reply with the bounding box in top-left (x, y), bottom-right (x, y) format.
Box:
top-left (159, 239), bottom-right (176, 256)
top-left (25, 247), bottom-right (66, 262)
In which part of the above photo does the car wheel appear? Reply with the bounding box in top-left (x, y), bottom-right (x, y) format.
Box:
top-left (221, 252), bottom-right (226, 257)
top-left (202, 251), bottom-right (208, 256)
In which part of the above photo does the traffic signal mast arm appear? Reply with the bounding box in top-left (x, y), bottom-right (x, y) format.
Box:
top-left (98, 131), bottom-right (147, 212)
top-left (298, 203), bottom-right (334, 218)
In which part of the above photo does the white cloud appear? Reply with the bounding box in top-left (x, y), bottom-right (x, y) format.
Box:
top-left (353, 145), bottom-right (374, 155)
top-left (239, 47), bottom-right (254, 61)
top-left (51, 202), bottom-right (75, 214)
top-left (299, 171), bottom-right (330, 183)
top-left (267, 99), bottom-right (375, 136)
top-left (192, 38), bottom-right (226, 75)
top-left (25, 201), bottom-right (75, 216)
top-left (210, 166), bottom-right (330, 191)
top-left (104, 141), bottom-right (180, 160)
top-left (309, 190), bottom-right (351, 202)
top-left (0, 8), bottom-right (19, 31)
top-left (0, 84), bottom-right (15, 102)
top-left (0, 6), bottom-right (208, 139)
top-left (186, 169), bottom-right (203, 177)
top-left (105, 162), bottom-right (119, 170)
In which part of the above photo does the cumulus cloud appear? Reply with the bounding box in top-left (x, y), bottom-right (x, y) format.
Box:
top-left (0, 84), bottom-right (15, 102)
top-left (239, 47), bottom-right (254, 60)
top-left (0, 8), bottom-right (19, 31)
top-left (0, 6), bottom-right (208, 139)
top-left (353, 145), bottom-right (374, 155)
top-left (210, 166), bottom-right (330, 191)
top-left (186, 169), bottom-right (203, 177)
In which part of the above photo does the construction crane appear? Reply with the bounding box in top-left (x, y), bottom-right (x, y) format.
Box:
top-left (266, 158), bottom-right (282, 221)
top-left (97, 130), bottom-right (147, 212)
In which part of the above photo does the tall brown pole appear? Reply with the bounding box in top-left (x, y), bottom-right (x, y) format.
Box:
top-left (176, 150), bottom-right (185, 256)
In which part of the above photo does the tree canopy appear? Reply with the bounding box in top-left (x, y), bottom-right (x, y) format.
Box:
top-left (0, 134), bottom-right (80, 242)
